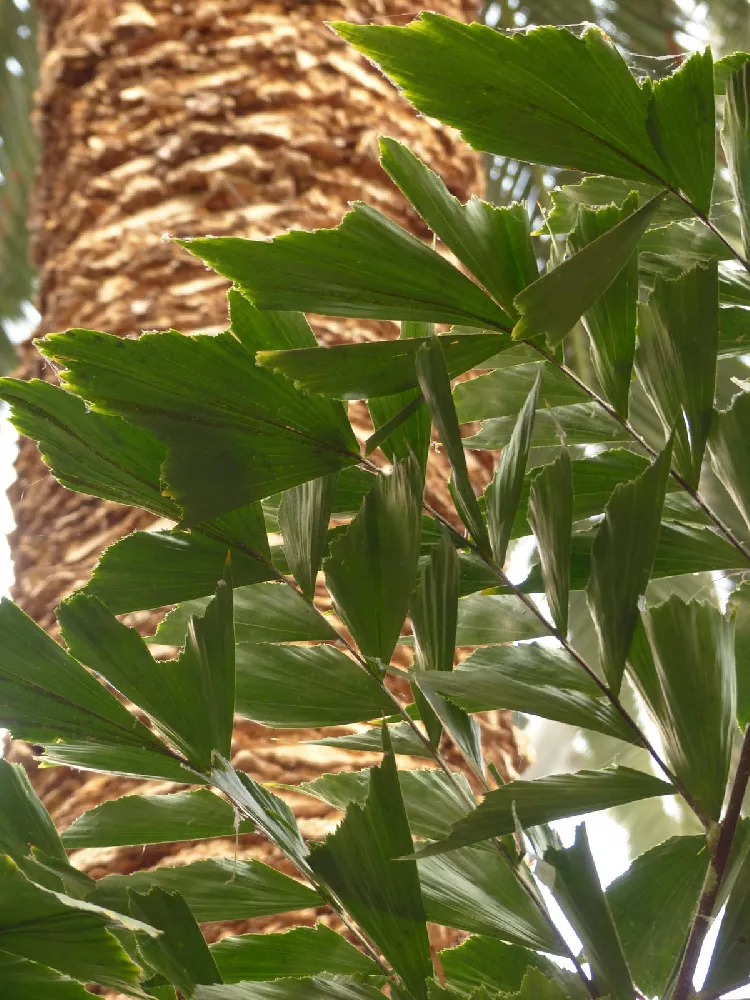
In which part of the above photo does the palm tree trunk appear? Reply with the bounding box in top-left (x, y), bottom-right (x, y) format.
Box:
top-left (7, 0), bottom-right (526, 945)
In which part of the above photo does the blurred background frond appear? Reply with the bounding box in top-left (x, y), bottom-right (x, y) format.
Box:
top-left (0, 0), bottom-right (37, 372)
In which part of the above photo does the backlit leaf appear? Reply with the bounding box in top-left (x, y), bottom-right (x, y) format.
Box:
top-left (258, 332), bottom-right (508, 401)
top-left (279, 474), bottom-right (337, 600)
top-left (180, 203), bottom-right (512, 330)
top-left (153, 582), bottom-right (336, 647)
top-left (90, 858), bottom-right (320, 923)
top-left (0, 377), bottom-right (176, 518)
top-left (586, 438), bottom-right (672, 693)
top-left (324, 456), bottom-right (422, 663)
top-left (567, 195), bottom-right (638, 417)
top-left (485, 370), bottom-right (540, 565)
top-left (647, 48), bottom-right (715, 215)
top-left (417, 339), bottom-right (490, 553)
top-left (310, 743), bottom-right (432, 1000)
top-left (708, 390), bottom-right (750, 532)
top-left (413, 767), bottom-right (672, 857)
top-left (544, 825), bottom-right (634, 1000)
top-left (39, 327), bottom-right (359, 526)
top-left (128, 887), bottom-right (222, 995)
top-left (722, 60), bottom-right (750, 257)
top-left (0, 598), bottom-right (178, 773)
top-left (234, 643), bottom-right (393, 728)
top-left (455, 594), bottom-right (552, 645)
top-left (367, 321), bottom-right (432, 470)
top-left (606, 835), bottom-right (709, 996)
top-left (636, 261), bottom-right (718, 488)
top-left (211, 925), bottom-right (379, 984)
top-left (0, 951), bottom-right (98, 1000)
top-left (334, 18), bottom-right (674, 186)
top-left (84, 516), bottom-right (274, 615)
top-left (59, 575), bottom-right (235, 773)
top-left (380, 138), bottom-right (538, 315)
top-left (453, 361), bottom-right (588, 424)
top-left (61, 789), bottom-right (254, 850)
top-left (0, 855), bottom-right (148, 994)
top-left (514, 192), bottom-right (667, 345)
top-left (635, 596), bottom-right (736, 820)
top-left (528, 447), bottom-right (573, 634)
top-left (416, 644), bottom-right (636, 744)
top-left (194, 977), bottom-right (386, 1000)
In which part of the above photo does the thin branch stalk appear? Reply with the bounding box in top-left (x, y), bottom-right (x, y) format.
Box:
top-left (671, 726), bottom-right (750, 1000)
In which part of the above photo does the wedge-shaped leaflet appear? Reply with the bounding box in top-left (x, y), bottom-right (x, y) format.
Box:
top-left (411, 530), bottom-right (483, 772)
top-left (528, 447), bottom-right (572, 634)
top-left (545, 825), bottom-right (634, 1000)
top-left (709, 390), bottom-right (750, 532)
top-left (633, 596), bottom-right (736, 821)
top-left (39, 328), bottom-right (359, 526)
top-left (380, 138), bottom-right (538, 315)
top-left (61, 789), bottom-right (254, 850)
top-left (310, 746), bottom-right (432, 1000)
top-left (234, 644), bottom-right (393, 728)
top-left (416, 644), bottom-right (636, 744)
top-left (568, 196), bottom-right (638, 417)
top-left (420, 846), bottom-right (561, 952)
top-left (0, 951), bottom-right (98, 1000)
top-left (211, 926), bottom-right (380, 984)
top-left (586, 438), bottom-right (672, 693)
top-left (520, 520), bottom-right (744, 597)
top-left (0, 759), bottom-right (67, 865)
top-left (732, 582), bottom-right (750, 729)
top-left (308, 722), bottom-right (431, 758)
top-left (722, 61), bottom-right (750, 255)
top-left (464, 402), bottom-right (630, 450)
top-left (84, 519), bottom-right (274, 615)
top-left (227, 290), bottom-right (318, 352)
top-left (453, 361), bottom-right (588, 423)
top-left (486, 371), bottom-right (540, 566)
top-left (636, 261), bottom-right (718, 487)
top-left (0, 598), bottom-right (185, 780)
top-left (704, 838), bottom-right (750, 997)
top-left (279, 474), bottom-right (337, 599)
top-left (129, 887), bottom-right (221, 995)
top-left (413, 767), bottom-right (672, 857)
top-left (606, 835), bottom-right (709, 997)
top-left (0, 377), bottom-right (176, 518)
top-left (0, 856), bottom-right (150, 994)
top-left (180, 204), bottom-right (511, 330)
top-left (440, 937), bottom-right (580, 997)
top-left (647, 48), bottom-right (716, 215)
top-left (455, 594), bottom-right (552, 645)
top-left (60, 578), bottom-right (235, 773)
top-left (548, 176), bottom-right (689, 234)
top-left (259, 331), bottom-right (507, 401)
top-left (513, 192), bottom-right (666, 345)
top-left (211, 756), bottom-right (309, 873)
top-left (586, 521), bottom-right (744, 584)
top-left (325, 456), bottom-right (422, 663)
top-left (90, 858), bottom-right (320, 922)
top-left (153, 582), bottom-right (336, 646)
top-left (194, 978), bottom-right (387, 1000)
top-left (410, 530), bottom-right (458, 744)
top-left (367, 321), bottom-right (432, 469)
top-left (335, 17), bottom-right (678, 186)
top-left (417, 339), bottom-right (490, 553)
top-left (295, 767), bottom-right (472, 844)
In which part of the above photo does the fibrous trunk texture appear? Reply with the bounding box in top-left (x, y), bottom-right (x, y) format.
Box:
top-left (7, 0), bottom-right (527, 954)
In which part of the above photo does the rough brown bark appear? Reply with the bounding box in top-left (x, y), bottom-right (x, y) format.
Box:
top-left (6, 0), bottom-right (527, 967)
